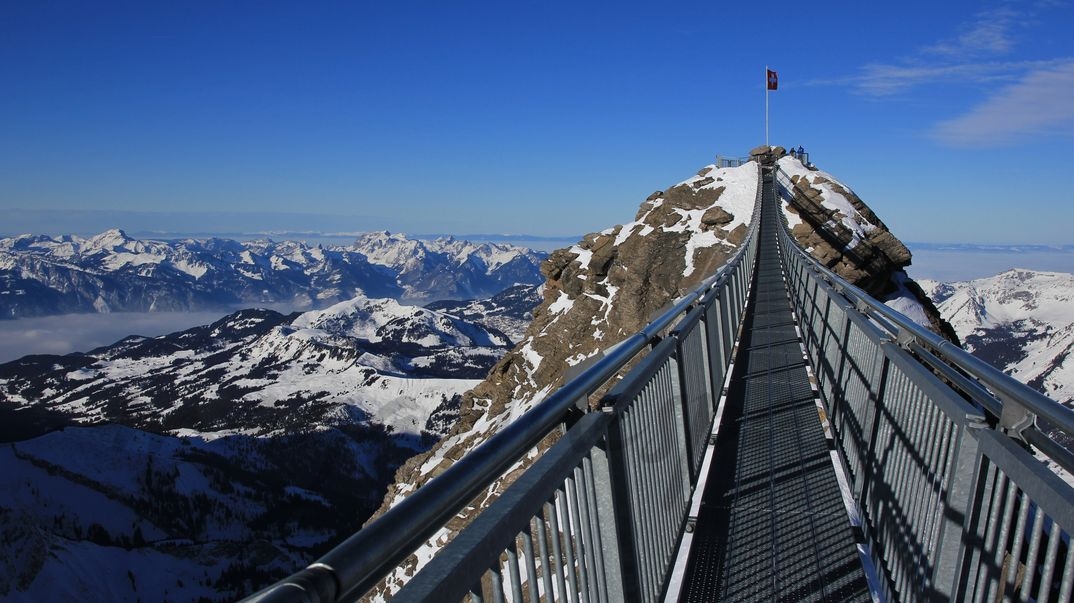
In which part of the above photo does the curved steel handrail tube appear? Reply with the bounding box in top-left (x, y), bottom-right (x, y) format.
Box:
top-left (250, 166), bottom-right (765, 602)
top-left (390, 411), bottom-right (616, 602)
top-left (773, 165), bottom-right (1074, 439)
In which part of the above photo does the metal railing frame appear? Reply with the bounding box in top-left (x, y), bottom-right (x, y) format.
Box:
top-left (250, 161), bottom-right (1074, 603)
top-left (246, 164), bottom-right (764, 602)
top-left (774, 164), bottom-right (1074, 602)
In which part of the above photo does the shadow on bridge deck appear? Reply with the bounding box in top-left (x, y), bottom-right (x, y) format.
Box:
top-left (678, 169), bottom-right (872, 602)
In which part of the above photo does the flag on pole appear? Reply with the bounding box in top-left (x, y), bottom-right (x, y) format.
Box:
top-left (767, 69), bottom-right (778, 91)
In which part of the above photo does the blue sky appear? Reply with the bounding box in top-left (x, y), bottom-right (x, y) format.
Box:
top-left (2, 0), bottom-right (1073, 244)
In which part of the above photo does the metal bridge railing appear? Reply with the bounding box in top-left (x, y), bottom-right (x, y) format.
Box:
top-left (247, 166), bottom-right (763, 602)
top-left (714, 155), bottom-right (749, 168)
top-left (774, 165), bottom-right (1074, 602)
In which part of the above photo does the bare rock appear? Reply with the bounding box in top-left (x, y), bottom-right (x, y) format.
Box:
top-left (726, 223), bottom-right (749, 246)
top-left (663, 183), bottom-right (725, 210)
top-left (701, 206), bottom-right (735, 227)
top-left (866, 229), bottom-right (912, 266)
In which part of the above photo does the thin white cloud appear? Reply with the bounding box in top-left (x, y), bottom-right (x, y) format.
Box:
top-left (806, 3), bottom-right (1060, 98)
top-left (932, 59), bottom-right (1074, 146)
top-left (803, 1), bottom-right (1074, 147)
top-left (852, 60), bottom-right (1060, 97)
top-left (922, 6), bottom-right (1023, 59)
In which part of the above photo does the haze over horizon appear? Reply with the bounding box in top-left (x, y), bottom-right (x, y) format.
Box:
top-left (3, 0), bottom-right (1074, 244)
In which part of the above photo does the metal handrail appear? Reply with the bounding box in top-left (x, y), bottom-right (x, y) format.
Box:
top-left (773, 165), bottom-right (1074, 440)
top-left (247, 163), bottom-right (764, 602)
top-left (774, 162), bottom-right (1074, 601)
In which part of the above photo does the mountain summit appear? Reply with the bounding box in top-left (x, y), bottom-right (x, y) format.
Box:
top-left (367, 148), bottom-right (953, 595)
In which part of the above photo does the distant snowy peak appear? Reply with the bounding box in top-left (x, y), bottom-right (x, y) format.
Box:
top-left (292, 294), bottom-right (510, 348)
top-left (921, 269), bottom-right (1074, 407)
top-left (0, 230), bottom-right (546, 318)
top-left (352, 231), bottom-right (424, 266)
top-left (351, 231), bottom-right (539, 273)
top-left (926, 269), bottom-right (1074, 327)
top-left (83, 228), bottom-right (138, 252)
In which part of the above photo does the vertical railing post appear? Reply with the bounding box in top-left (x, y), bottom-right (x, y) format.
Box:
top-left (932, 423), bottom-right (986, 600)
top-left (668, 353), bottom-right (693, 498)
top-left (703, 297), bottom-right (726, 412)
top-left (588, 440), bottom-right (627, 601)
top-left (719, 291), bottom-right (734, 367)
top-left (603, 413), bottom-right (643, 601)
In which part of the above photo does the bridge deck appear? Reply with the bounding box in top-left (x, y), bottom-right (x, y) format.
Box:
top-left (679, 168), bottom-right (872, 601)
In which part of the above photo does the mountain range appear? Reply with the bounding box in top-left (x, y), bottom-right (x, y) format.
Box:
top-left (3, 149), bottom-right (1071, 601)
top-left (0, 285), bottom-right (539, 601)
top-left (0, 229), bottom-right (545, 319)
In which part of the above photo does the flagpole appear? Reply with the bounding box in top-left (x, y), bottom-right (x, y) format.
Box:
top-left (765, 65), bottom-right (769, 147)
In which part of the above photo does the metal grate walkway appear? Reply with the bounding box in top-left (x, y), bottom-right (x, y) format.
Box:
top-left (679, 167), bottom-right (872, 601)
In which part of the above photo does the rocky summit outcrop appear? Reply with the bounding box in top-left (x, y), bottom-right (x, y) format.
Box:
top-left (775, 151), bottom-right (957, 343)
top-left (365, 150), bottom-right (955, 597)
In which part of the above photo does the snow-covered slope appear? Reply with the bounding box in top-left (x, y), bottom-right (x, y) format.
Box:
top-left (0, 425), bottom-right (334, 601)
top-left (425, 284), bottom-right (542, 344)
top-left (921, 269), bottom-right (1074, 407)
top-left (0, 287), bottom-right (538, 600)
top-left (0, 230), bottom-right (545, 318)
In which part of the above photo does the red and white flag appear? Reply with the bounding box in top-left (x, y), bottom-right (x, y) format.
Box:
top-left (767, 69), bottom-right (778, 91)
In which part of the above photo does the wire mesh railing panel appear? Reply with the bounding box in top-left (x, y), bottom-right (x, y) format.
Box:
top-left (394, 412), bottom-right (620, 602)
top-left (858, 356), bottom-right (962, 600)
top-left (829, 318), bottom-right (887, 497)
top-left (606, 353), bottom-right (692, 600)
top-left (960, 429), bottom-right (1074, 603)
top-left (676, 317), bottom-right (715, 478)
top-left (702, 297), bottom-right (728, 403)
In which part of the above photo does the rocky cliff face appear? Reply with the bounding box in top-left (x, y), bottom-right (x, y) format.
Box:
top-left (771, 148), bottom-right (958, 343)
top-left (367, 150), bottom-right (953, 596)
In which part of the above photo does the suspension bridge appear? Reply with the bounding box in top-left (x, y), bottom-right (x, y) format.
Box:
top-left (249, 159), bottom-right (1074, 602)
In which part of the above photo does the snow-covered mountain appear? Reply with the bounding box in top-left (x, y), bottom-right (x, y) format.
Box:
top-left (0, 230), bottom-right (545, 319)
top-left (364, 147), bottom-right (951, 598)
top-left (920, 269), bottom-right (1074, 408)
top-left (0, 288), bottom-right (538, 601)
